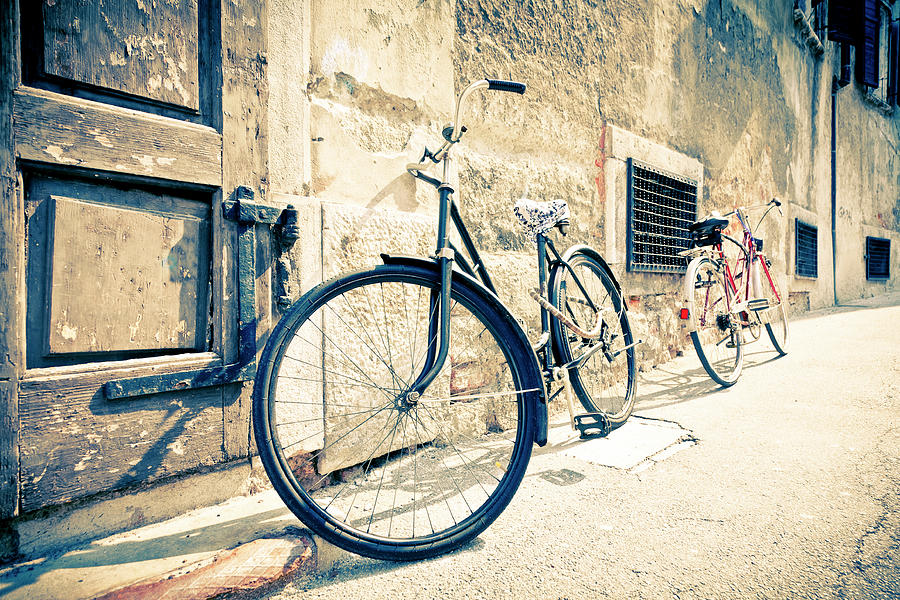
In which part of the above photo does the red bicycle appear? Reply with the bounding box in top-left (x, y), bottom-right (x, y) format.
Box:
top-left (680, 198), bottom-right (789, 386)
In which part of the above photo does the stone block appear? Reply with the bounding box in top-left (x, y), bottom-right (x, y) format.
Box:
top-left (606, 125), bottom-right (704, 187)
top-left (322, 201), bottom-right (437, 277)
top-left (455, 150), bottom-right (599, 254)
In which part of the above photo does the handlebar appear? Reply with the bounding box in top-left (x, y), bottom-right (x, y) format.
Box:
top-left (721, 198), bottom-right (781, 218)
top-left (486, 79), bottom-right (527, 94)
top-left (717, 198), bottom-right (783, 237)
top-left (406, 78), bottom-right (526, 185)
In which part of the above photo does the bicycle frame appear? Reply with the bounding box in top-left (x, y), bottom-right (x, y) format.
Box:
top-left (402, 79), bottom-right (590, 397)
top-left (720, 207), bottom-right (783, 316)
top-left (406, 158), bottom-right (602, 394)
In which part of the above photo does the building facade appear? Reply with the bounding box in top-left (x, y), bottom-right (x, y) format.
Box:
top-left (0, 0), bottom-right (897, 559)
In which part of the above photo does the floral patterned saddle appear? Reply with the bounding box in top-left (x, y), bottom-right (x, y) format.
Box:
top-left (513, 198), bottom-right (570, 242)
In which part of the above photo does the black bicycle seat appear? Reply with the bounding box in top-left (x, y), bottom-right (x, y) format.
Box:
top-left (688, 216), bottom-right (729, 236)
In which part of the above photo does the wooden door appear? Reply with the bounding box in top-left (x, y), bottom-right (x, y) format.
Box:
top-left (0, 0), bottom-right (268, 517)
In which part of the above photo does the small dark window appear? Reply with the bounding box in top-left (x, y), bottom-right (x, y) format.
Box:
top-left (795, 220), bottom-right (818, 278)
top-left (625, 159), bottom-right (698, 274)
top-left (866, 237), bottom-right (891, 280)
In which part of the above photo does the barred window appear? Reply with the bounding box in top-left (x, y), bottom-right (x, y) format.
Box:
top-left (865, 236), bottom-right (890, 280)
top-left (795, 220), bottom-right (818, 278)
top-left (625, 159), bottom-right (698, 274)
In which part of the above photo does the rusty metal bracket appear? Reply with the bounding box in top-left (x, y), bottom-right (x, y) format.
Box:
top-left (104, 186), bottom-right (274, 400)
top-left (223, 184), bottom-right (282, 225)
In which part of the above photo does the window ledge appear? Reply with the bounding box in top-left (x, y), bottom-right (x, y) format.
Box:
top-left (792, 7), bottom-right (825, 58)
top-left (862, 91), bottom-right (894, 115)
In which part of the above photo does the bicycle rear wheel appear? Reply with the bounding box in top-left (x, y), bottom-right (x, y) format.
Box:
top-left (253, 264), bottom-right (537, 560)
top-left (549, 249), bottom-right (636, 429)
top-left (759, 264), bottom-right (789, 355)
top-left (687, 257), bottom-right (743, 386)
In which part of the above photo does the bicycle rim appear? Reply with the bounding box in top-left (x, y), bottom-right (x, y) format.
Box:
top-left (253, 265), bottom-right (535, 560)
top-left (689, 258), bottom-right (743, 386)
top-left (550, 251), bottom-right (636, 426)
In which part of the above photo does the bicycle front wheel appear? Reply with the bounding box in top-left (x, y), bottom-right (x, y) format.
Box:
top-left (253, 264), bottom-right (536, 560)
top-left (760, 266), bottom-right (789, 355)
top-left (687, 257), bottom-right (743, 386)
top-left (549, 249), bottom-right (636, 428)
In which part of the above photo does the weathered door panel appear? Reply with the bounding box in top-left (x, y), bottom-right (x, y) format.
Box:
top-left (40, 0), bottom-right (201, 111)
top-left (18, 362), bottom-right (226, 512)
top-left (23, 179), bottom-right (211, 364)
top-left (0, 0), bottom-right (21, 519)
top-left (2, 0), bottom-right (268, 513)
top-left (13, 88), bottom-right (221, 185)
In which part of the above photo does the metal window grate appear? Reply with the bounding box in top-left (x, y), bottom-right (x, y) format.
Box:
top-left (866, 236), bottom-right (890, 280)
top-left (626, 159), bottom-right (698, 274)
top-left (795, 219), bottom-right (818, 278)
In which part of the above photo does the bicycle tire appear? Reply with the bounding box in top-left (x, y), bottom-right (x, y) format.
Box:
top-left (760, 266), bottom-right (789, 355)
top-left (549, 248), bottom-right (636, 428)
top-left (253, 263), bottom-right (537, 560)
top-left (686, 256), bottom-right (743, 386)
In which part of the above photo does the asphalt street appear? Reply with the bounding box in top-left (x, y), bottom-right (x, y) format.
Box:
top-left (252, 296), bottom-right (900, 600)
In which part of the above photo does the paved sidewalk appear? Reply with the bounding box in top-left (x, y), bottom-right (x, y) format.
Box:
top-left (1, 290), bottom-right (897, 600)
top-left (0, 412), bottom-right (695, 600)
top-left (0, 490), bottom-right (317, 600)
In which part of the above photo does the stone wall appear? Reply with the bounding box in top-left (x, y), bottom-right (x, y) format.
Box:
top-left (268, 0), bottom-right (900, 369)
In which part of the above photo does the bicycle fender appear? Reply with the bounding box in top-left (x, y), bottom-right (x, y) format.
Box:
top-left (558, 244), bottom-right (625, 305)
top-left (380, 254), bottom-right (549, 446)
top-left (681, 257), bottom-right (705, 333)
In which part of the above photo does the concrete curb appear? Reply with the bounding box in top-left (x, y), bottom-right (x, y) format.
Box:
top-left (95, 529), bottom-right (316, 600)
top-left (0, 489), bottom-right (333, 600)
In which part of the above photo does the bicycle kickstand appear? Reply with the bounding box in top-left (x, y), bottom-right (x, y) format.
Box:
top-left (553, 367), bottom-right (578, 432)
top-left (553, 367), bottom-right (611, 440)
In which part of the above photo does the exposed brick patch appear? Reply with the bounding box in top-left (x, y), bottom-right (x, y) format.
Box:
top-left (95, 531), bottom-right (314, 600)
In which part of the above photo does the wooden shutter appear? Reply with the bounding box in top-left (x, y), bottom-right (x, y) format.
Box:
top-left (855, 0), bottom-right (880, 88)
top-left (828, 0), bottom-right (858, 44)
top-left (889, 20), bottom-right (900, 105)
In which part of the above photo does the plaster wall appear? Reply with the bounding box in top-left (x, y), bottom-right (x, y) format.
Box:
top-left (834, 85), bottom-right (900, 302)
top-left (266, 0), bottom-right (899, 366)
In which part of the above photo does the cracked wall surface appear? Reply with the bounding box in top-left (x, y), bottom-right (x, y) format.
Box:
top-left (269, 0), bottom-right (900, 369)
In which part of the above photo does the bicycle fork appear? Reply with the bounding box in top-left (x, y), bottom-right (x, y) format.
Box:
top-left (407, 183), bottom-right (455, 400)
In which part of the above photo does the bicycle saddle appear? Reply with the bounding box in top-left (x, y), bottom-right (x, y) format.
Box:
top-left (513, 198), bottom-right (570, 241)
top-left (688, 216), bottom-right (729, 236)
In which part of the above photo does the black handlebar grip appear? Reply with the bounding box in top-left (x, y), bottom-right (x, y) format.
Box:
top-left (772, 198), bottom-right (782, 206)
top-left (486, 79), bottom-right (526, 94)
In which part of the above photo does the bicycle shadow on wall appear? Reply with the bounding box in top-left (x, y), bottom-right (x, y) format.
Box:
top-left (367, 173), bottom-right (419, 214)
top-left (85, 385), bottom-right (223, 496)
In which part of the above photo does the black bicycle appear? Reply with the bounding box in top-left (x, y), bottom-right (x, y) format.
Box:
top-left (253, 79), bottom-right (638, 560)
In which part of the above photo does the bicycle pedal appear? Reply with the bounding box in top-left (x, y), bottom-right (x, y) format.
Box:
top-left (573, 413), bottom-right (611, 439)
top-left (747, 298), bottom-right (770, 311)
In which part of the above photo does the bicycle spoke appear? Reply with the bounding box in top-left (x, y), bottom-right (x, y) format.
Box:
top-left (255, 264), bottom-right (534, 559)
